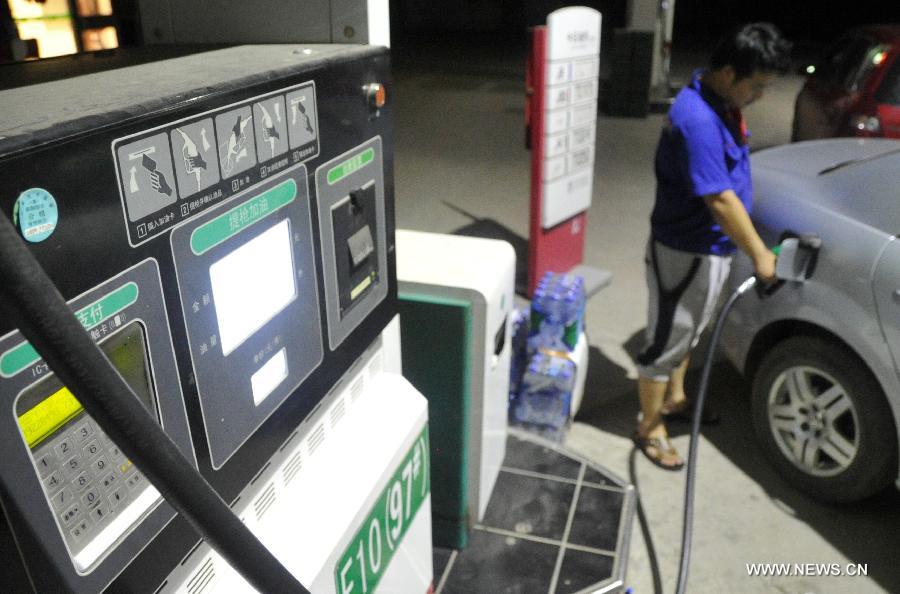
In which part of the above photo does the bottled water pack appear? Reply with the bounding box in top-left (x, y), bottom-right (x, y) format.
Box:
top-left (528, 272), bottom-right (585, 353)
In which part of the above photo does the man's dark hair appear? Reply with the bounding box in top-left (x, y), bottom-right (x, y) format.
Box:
top-left (710, 23), bottom-right (792, 79)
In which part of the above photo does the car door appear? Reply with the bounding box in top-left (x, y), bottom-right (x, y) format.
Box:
top-left (872, 238), bottom-right (900, 381)
top-left (803, 35), bottom-right (875, 137)
top-left (874, 52), bottom-right (900, 138)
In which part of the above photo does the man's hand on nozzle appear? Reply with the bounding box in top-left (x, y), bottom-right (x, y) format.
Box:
top-left (753, 249), bottom-right (777, 283)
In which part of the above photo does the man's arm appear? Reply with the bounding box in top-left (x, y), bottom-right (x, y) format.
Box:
top-left (704, 190), bottom-right (776, 281)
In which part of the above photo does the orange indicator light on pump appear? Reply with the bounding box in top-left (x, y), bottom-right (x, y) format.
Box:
top-left (365, 83), bottom-right (386, 113)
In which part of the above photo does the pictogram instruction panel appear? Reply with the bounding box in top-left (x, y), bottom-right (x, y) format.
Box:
top-left (112, 81), bottom-right (320, 247)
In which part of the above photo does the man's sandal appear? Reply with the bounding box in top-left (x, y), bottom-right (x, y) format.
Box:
top-left (661, 398), bottom-right (721, 425)
top-left (632, 431), bottom-right (685, 471)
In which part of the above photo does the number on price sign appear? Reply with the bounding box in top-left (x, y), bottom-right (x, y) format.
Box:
top-left (335, 427), bottom-right (430, 594)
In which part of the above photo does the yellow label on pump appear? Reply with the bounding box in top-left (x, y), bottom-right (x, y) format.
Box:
top-left (350, 274), bottom-right (373, 301)
top-left (18, 386), bottom-right (84, 448)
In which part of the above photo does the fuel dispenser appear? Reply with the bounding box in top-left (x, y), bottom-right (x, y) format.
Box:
top-left (0, 44), bottom-right (432, 593)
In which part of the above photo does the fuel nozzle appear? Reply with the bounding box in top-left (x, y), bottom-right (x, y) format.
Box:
top-left (774, 233), bottom-right (821, 282)
top-left (758, 233), bottom-right (821, 298)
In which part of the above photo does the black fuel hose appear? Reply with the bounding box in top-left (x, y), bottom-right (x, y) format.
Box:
top-left (675, 275), bottom-right (757, 594)
top-left (0, 213), bottom-right (309, 593)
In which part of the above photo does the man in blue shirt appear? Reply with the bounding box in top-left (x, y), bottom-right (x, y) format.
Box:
top-left (634, 23), bottom-right (791, 470)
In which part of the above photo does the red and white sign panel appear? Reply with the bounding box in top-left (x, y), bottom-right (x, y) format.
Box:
top-left (527, 7), bottom-right (601, 295)
top-left (542, 8), bottom-right (600, 228)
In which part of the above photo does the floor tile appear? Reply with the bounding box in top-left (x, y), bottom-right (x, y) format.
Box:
top-left (481, 471), bottom-right (576, 540)
top-left (503, 434), bottom-right (582, 480)
top-left (440, 529), bottom-right (559, 594)
top-left (582, 465), bottom-right (625, 489)
top-left (432, 546), bottom-right (454, 586)
top-left (566, 485), bottom-right (625, 552)
top-left (555, 548), bottom-right (615, 594)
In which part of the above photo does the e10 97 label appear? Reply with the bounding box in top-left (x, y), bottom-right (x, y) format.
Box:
top-left (335, 427), bottom-right (430, 594)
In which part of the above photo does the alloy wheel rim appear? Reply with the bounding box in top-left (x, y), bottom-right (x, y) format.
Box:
top-left (767, 365), bottom-right (859, 477)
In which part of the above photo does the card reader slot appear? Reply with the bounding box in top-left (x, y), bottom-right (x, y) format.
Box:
top-left (494, 316), bottom-right (507, 357)
top-left (491, 316), bottom-right (507, 370)
top-left (330, 181), bottom-right (379, 317)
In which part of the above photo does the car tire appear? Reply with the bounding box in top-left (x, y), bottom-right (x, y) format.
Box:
top-left (751, 336), bottom-right (898, 502)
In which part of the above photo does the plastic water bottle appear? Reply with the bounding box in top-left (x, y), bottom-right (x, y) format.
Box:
top-left (575, 276), bottom-right (585, 328)
top-left (562, 289), bottom-right (579, 349)
top-left (545, 291), bottom-right (567, 349)
top-left (529, 277), bottom-right (548, 332)
top-left (528, 282), bottom-right (552, 352)
top-left (562, 276), bottom-right (585, 349)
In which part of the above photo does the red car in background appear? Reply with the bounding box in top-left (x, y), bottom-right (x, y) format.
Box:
top-left (792, 25), bottom-right (900, 141)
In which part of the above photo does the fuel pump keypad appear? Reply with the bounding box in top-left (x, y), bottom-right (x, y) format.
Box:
top-left (0, 261), bottom-right (193, 580)
top-left (32, 412), bottom-right (148, 548)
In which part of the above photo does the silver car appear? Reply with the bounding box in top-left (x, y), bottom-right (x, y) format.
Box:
top-left (721, 138), bottom-right (900, 502)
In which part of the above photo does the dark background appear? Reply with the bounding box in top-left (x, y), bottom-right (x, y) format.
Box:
top-left (5, 1), bottom-right (898, 63)
top-left (672, 1), bottom-right (900, 42)
top-left (388, 0), bottom-right (900, 48)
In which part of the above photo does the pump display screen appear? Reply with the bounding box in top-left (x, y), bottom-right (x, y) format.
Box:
top-left (17, 323), bottom-right (157, 446)
top-left (209, 218), bottom-right (297, 356)
top-left (14, 322), bottom-right (161, 572)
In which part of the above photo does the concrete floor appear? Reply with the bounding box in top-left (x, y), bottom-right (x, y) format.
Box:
top-left (391, 36), bottom-right (900, 594)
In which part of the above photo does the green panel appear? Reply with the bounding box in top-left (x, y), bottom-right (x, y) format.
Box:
top-left (74, 282), bottom-right (139, 329)
top-left (190, 178), bottom-right (296, 255)
top-left (398, 292), bottom-right (473, 549)
top-left (0, 281), bottom-right (139, 378)
top-left (327, 148), bottom-right (375, 185)
top-left (335, 426), bottom-right (430, 594)
top-left (0, 343), bottom-right (39, 378)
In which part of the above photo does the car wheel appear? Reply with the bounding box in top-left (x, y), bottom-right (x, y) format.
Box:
top-left (751, 336), bottom-right (898, 502)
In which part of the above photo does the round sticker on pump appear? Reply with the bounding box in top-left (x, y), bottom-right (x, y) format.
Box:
top-left (13, 188), bottom-right (58, 243)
